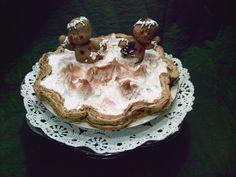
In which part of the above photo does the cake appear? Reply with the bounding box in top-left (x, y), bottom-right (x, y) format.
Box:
top-left (33, 17), bottom-right (179, 130)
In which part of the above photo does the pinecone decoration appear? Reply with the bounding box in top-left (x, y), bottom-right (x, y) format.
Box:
top-left (121, 42), bottom-right (136, 57)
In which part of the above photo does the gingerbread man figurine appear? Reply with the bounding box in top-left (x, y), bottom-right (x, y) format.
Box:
top-left (58, 17), bottom-right (107, 63)
top-left (119, 18), bottom-right (161, 63)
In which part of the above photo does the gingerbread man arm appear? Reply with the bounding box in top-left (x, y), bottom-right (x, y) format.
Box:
top-left (119, 39), bottom-right (129, 48)
top-left (118, 37), bottom-right (136, 48)
top-left (58, 35), bottom-right (75, 51)
top-left (146, 36), bottom-right (161, 49)
top-left (116, 34), bottom-right (135, 48)
top-left (90, 37), bottom-right (107, 51)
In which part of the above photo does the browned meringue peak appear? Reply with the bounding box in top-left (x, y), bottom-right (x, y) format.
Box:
top-left (132, 64), bottom-right (147, 78)
top-left (115, 60), bottom-right (147, 78)
top-left (60, 63), bottom-right (81, 89)
top-left (61, 63), bottom-right (81, 76)
top-left (118, 79), bottom-right (139, 99)
top-left (75, 79), bottom-right (92, 95)
top-left (86, 60), bottom-right (116, 85)
top-left (114, 61), bottom-right (131, 78)
top-left (60, 58), bottom-right (147, 96)
top-left (86, 58), bottom-right (147, 84)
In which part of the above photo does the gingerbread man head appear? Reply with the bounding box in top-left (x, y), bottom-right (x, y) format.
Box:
top-left (133, 18), bottom-right (159, 45)
top-left (67, 17), bottom-right (92, 45)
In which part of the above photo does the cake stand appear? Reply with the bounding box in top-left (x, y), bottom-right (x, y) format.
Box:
top-left (21, 53), bottom-right (194, 158)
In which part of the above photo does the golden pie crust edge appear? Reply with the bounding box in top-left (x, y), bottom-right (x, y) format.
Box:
top-left (33, 34), bottom-right (180, 130)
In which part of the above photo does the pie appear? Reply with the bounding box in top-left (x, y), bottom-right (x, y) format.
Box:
top-left (33, 34), bottom-right (179, 130)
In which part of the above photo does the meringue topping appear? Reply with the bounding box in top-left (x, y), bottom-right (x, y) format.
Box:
top-left (40, 34), bottom-right (168, 115)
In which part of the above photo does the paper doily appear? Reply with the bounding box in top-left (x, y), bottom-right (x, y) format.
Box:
top-left (21, 54), bottom-right (194, 154)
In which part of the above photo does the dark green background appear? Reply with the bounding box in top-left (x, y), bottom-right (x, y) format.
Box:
top-left (0, 0), bottom-right (236, 177)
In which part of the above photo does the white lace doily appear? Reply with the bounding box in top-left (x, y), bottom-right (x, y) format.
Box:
top-left (21, 54), bottom-right (194, 154)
